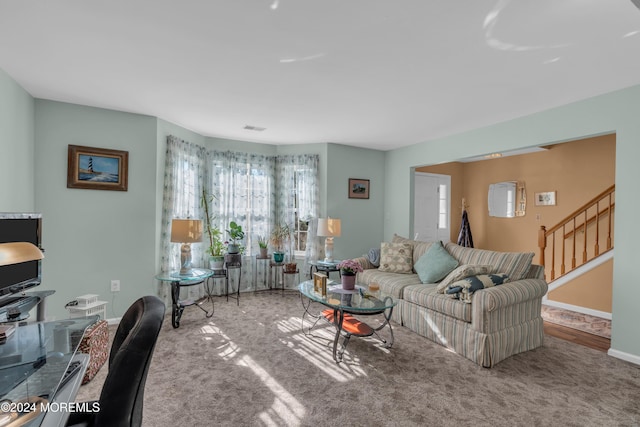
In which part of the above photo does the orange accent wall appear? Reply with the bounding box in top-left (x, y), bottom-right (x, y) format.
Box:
top-left (548, 259), bottom-right (613, 312)
top-left (416, 134), bottom-right (615, 313)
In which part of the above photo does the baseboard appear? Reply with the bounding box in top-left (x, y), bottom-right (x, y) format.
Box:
top-left (106, 317), bottom-right (121, 325)
top-left (608, 348), bottom-right (640, 366)
top-left (542, 300), bottom-right (611, 320)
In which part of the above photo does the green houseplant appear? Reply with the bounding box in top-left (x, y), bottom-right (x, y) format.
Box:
top-left (257, 235), bottom-right (268, 258)
top-left (201, 189), bottom-right (225, 269)
top-left (270, 223), bottom-right (290, 263)
top-left (226, 221), bottom-right (245, 254)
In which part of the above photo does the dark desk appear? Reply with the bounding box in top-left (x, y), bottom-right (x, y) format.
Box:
top-left (0, 290), bottom-right (56, 323)
top-left (0, 316), bottom-right (98, 426)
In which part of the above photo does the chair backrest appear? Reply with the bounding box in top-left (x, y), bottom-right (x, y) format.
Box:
top-left (95, 295), bottom-right (165, 427)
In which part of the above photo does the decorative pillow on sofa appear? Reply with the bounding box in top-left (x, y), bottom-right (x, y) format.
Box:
top-left (368, 247), bottom-right (381, 267)
top-left (436, 264), bottom-right (494, 293)
top-left (413, 241), bottom-right (459, 283)
top-left (378, 242), bottom-right (413, 273)
top-left (444, 242), bottom-right (534, 281)
top-left (445, 273), bottom-right (510, 303)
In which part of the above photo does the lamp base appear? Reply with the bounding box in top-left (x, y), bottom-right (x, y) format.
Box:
top-left (324, 237), bottom-right (334, 263)
top-left (179, 243), bottom-right (194, 276)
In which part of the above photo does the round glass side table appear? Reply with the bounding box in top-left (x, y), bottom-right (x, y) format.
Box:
top-left (155, 268), bottom-right (215, 328)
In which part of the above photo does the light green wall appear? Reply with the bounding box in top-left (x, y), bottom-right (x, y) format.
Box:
top-left (384, 84), bottom-right (640, 363)
top-left (0, 69), bottom-right (35, 211)
top-left (34, 100), bottom-right (159, 321)
top-left (326, 144), bottom-right (385, 260)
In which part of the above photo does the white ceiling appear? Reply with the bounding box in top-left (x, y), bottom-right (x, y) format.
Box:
top-left (1, 1), bottom-right (640, 151)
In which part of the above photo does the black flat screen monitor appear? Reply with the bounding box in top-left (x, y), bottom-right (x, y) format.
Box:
top-left (0, 214), bottom-right (43, 297)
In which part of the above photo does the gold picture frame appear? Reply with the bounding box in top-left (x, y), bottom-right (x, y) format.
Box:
top-left (313, 272), bottom-right (327, 296)
top-left (67, 145), bottom-right (129, 191)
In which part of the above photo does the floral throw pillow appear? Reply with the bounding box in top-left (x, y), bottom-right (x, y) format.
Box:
top-left (378, 242), bottom-right (413, 273)
top-left (436, 264), bottom-right (494, 293)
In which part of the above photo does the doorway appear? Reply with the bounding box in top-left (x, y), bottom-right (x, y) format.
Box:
top-left (413, 172), bottom-right (451, 243)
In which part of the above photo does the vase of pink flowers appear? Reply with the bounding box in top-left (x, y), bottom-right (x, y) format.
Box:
top-left (337, 259), bottom-right (363, 290)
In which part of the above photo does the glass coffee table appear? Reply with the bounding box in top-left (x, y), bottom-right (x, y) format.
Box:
top-left (298, 280), bottom-right (396, 362)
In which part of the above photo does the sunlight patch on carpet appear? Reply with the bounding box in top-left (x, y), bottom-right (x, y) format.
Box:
top-left (238, 354), bottom-right (306, 427)
top-left (200, 323), bottom-right (240, 360)
top-left (277, 316), bottom-right (367, 382)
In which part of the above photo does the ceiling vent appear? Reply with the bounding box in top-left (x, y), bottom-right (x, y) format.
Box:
top-left (243, 125), bottom-right (266, 132)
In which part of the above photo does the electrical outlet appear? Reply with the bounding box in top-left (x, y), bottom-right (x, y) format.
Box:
top-left (111, 279), bottom-right (121, 292)
top-left (536, 213), bottom-right (541, 221)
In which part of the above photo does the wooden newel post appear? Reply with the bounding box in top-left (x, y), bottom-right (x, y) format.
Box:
top-left (538, 225), bottom-right (547, 267)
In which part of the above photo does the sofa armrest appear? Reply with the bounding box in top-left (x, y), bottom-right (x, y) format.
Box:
top-left (472, 278), bottom-right (548, 333)
top-left (351, 256), bottom-right (376, 271)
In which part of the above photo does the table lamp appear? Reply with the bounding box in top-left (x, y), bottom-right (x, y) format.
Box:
top-left (0, 242), bottom-right (44, 266)
top-left (171, 219), bottom-right (203, 275)
top-left (317, 218), bottom-right (341, 262)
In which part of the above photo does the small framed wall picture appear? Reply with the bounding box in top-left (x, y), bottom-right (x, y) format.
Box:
top-left (348, 178), bottom-right (370, 199)
top-left (67, 145), bottom-right (129, 191)
top-left (534, 191), bottom-right (556, 206)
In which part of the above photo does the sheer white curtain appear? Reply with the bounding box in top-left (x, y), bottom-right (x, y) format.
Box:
top-left (206, 150), bottom-right (276, 291)
top-left (276, 154), bottom-right (320, 277)
top-left (160, 139), bottom-right (320, 297)
top-left (159, 136), bottom-right (207, 304)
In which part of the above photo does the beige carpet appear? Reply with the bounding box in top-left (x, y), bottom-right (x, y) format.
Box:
top-left (78, 292), bottom-right (640, 426)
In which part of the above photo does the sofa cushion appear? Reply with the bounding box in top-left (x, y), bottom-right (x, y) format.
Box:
top-left (414, 241), bottom-right (459, 283)
top-left (368, 247), bottom-right (381, 267)
top-left (437, 264), bottom-right (494, 293)
top-left (357, 269), bottom-right (421, 299)
top-left (378, 242), bottom-right (413, 273)
top-left (403, 284), bottom-right (472, 323)
top-left (444, 243), bottom-right (534, 281)
top-left (392, 234), bottom-right (435, 266)
top-left (445, 273), bottom-right (510, 303)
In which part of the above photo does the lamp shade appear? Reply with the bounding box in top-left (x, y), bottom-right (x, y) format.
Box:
top-left (171, 219), bottom-right (203, 243)
top-left (0, 242), bottom-right (44, 266)
top-left (317, 218), bottom-right (341, 237)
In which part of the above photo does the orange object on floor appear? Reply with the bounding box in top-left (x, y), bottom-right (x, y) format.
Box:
top-left (322, 309), bottom-right (374, 336)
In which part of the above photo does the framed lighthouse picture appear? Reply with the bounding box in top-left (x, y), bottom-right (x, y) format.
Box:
top-left (67, 145), bottom-right (129, 191)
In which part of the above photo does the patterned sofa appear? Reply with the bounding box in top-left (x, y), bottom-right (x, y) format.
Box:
top-left (353, 235), bottom-right (548, 367)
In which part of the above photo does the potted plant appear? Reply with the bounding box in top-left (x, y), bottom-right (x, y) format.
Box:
top-left (201, 189), bottom-right (225, 269)
top-left (270, 223), bottom-right (290, 263)
top-left (226, 221), bottom-right (245, 254)
top-left (283, 223), bottom-right (298, 273)
top-left (337, 259), bottom-right (363, 290)
top-left (257, 235), bottom-right (268, 258)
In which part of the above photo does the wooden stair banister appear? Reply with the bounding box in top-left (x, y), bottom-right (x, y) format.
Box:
top-left (538, 184), bottom-right (614, 281)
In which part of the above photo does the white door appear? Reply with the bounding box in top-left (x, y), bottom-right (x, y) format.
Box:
top-left (413, 172), bottom-right (451, 242)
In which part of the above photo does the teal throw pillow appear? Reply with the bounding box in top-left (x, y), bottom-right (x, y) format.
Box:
top-left (414, 241), bottom-right (459, 284)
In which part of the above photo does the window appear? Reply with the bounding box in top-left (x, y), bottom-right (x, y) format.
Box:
top-left (438, 184), bottom-right (448, 229)
top-left (293, 170), bottom-right (309, 257)
top-left (208, 152), bottom-right (275, 256)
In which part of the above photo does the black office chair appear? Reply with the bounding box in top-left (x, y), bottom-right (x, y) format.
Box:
top-left (67, 295), bottom-right (165, 427)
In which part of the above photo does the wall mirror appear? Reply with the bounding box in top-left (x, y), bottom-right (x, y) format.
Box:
top-left (488, 181), bottom-right (526, 218)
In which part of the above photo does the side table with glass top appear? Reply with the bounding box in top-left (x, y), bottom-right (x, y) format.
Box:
top-left (298, 280), bottom-right (396, 362)
top-left (308, 260), bottom-right (342, 279)
top-left (155, 268), bottom-right (215, 328)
